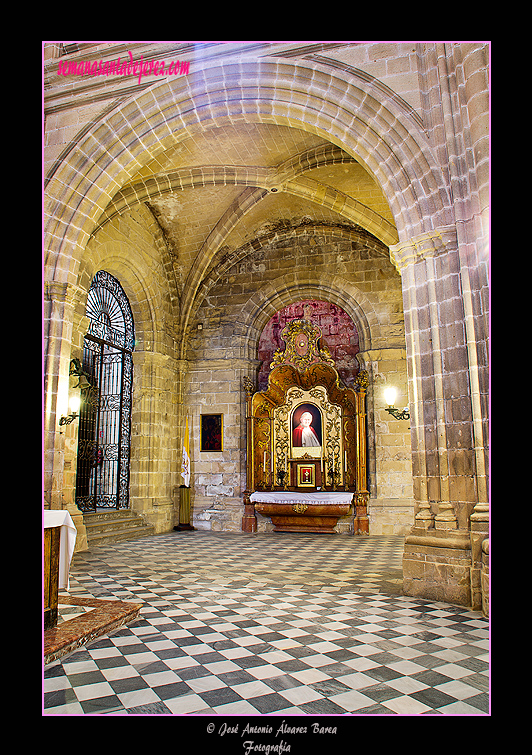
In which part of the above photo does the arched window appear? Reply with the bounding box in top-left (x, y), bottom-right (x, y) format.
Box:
top-left (75, 271), bottom-right (135, 511)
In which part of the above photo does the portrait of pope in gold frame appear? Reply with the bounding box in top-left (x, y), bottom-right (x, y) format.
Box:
top-left (291, 404), bottom-right (322, 449)
top-left (297, 463), bottom-right (315, 487)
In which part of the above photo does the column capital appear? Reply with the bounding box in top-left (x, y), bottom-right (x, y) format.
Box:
top-left (44, 280), bottom-right (86, 307)
top-left (44, 280), bottom-right (69, 302)
top-left (389, 225), bottom-right (458, 273)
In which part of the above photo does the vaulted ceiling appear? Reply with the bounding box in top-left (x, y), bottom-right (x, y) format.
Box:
top-left (95, 121), bottom-right (397, 306)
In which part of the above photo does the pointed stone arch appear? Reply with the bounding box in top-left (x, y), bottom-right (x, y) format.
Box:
top-left (80, 201), bottom-right (179, 353)
top-left (44, 58), bottom-right (453, 292)
top-left (241, 272), bottom-right (378, 365)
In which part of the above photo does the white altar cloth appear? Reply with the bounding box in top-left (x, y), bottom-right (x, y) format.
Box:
top-left (44, 510), bottom-right (77, 589)
top-left (250, 492), bottom-right (353, 504)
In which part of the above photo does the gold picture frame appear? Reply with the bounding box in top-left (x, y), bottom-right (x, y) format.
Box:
top-left (297, 463), bottom-right (315, 487)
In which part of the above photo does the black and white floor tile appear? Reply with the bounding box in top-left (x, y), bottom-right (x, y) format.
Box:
top-left (43, 531), bottom-right (489, 716)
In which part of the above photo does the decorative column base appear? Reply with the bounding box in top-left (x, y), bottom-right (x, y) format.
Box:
top-left (469, 502), bottom-right (489, 613)
top-left (434, 500), bottom-right (458, 530)
top-left (65, 503), bottom-right (89, 552)
top-left (481, 539), bottom-right (489, 618)
top-left (353, 492), bottom-right (369, 534)
top-left (402, 529), bottom-right (473, 606)
top-left (413, 501), bottom-right (435, 530)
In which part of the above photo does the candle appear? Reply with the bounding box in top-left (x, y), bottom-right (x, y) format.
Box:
top-left (344, 451), bottom-right (347, 472)
top-left (263, 451), bottom-right (266, 472)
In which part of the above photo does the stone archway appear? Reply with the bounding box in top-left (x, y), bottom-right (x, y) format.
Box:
top-left (44, 60), bottom-right (453, 475)
top-left (44, 59), bottom-right (452, 291)
top-left (75, 270), bottom-right (135, 513)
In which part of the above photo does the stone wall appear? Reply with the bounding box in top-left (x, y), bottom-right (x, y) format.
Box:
top-left (62, 206), bottom-right (182, 539)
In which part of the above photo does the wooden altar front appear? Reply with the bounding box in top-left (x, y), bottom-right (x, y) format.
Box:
top-left (250, 491), bottom-right (354, 534)
top-left (242, 318), bottom-right (369, 535)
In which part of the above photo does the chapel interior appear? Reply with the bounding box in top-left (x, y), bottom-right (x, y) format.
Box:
top-left (43, 40), bottom-right (490, 647)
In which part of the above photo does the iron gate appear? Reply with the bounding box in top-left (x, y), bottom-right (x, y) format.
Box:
top-left (75, 271), bottom-right (134, 512)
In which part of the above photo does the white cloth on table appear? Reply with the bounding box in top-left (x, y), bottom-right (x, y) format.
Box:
top-left (250, 492), bottom-right (352, 504)
top-left (44, 510), bottom-right (77, 589)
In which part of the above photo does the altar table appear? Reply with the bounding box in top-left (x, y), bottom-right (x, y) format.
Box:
top-left (44, 511), bottom-right (77, 628)
top-left (250, 491), bottom-right (353, 533)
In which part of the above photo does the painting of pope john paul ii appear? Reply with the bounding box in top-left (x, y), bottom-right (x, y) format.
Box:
top-left (292, 404), bottom-right (322, 448)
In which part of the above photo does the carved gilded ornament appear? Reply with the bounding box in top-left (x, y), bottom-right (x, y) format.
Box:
top-left (270, 319), bottom-right (335, 372)
top-left (243, 375), bottom-right (256, 397)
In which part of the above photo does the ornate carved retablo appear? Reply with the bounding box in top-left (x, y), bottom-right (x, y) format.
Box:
top-left (243, 314), bottom-right (370, 534)
top-left (270, 319), bottom-right (335, 373)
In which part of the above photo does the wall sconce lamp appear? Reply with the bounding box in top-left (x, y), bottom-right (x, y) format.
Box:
top-left (384, 387), bottom-right (410, 420)
top-left (59, 359), bottom-right (91, 427)
top-left (59, 394), bottom-right (81, 426)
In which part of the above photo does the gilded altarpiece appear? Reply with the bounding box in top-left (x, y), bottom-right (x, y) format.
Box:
top-left (243, 319), bottom-right (369, 534)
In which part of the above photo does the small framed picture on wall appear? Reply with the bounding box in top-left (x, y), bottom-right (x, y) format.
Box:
top-left (200, 414), bottom-right (223, 452)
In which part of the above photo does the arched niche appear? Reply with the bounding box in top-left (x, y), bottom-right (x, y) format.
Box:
top-left (243, 317), bottom-right (369, 535)
top-left (257, 299), bottom-right (360, 391)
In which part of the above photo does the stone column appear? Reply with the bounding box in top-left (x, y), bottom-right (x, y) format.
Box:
top-left (357, 348), bottom-right (414, 535)
top-left (44, 281), bottom-right (74, 511)
top-left (129, 350), bottom-right (180, 532)
top-left (43, 281), bottom-right (89, 551)
top-left (390, 226), bottom-right (486, 606)
top-left (175, 358), bottom-right (191, 527)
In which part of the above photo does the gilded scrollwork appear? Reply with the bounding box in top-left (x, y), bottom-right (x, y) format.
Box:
top-left (243, 376), bottom-right (256, 397)
top-left (270, 319), bottom-right (335, 372)
top-left (355, 370), bottom-right (369, 391)
top-left (271, 385), bottom-right (343, 481)
top-left (273, 404), bottom-right (290, 475)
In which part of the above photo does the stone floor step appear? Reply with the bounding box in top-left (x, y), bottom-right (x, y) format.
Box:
top-left (83, 510), bottom-right (155, 546)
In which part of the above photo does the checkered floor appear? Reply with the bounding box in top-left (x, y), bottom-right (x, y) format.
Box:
top-left (43, 531), bottom-right (489, 716)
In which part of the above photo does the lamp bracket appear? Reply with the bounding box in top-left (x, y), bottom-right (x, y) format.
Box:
top-left (59, 413), bottom-right (78, 426)
top-left (385, 406), bottom-right (410, 420)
